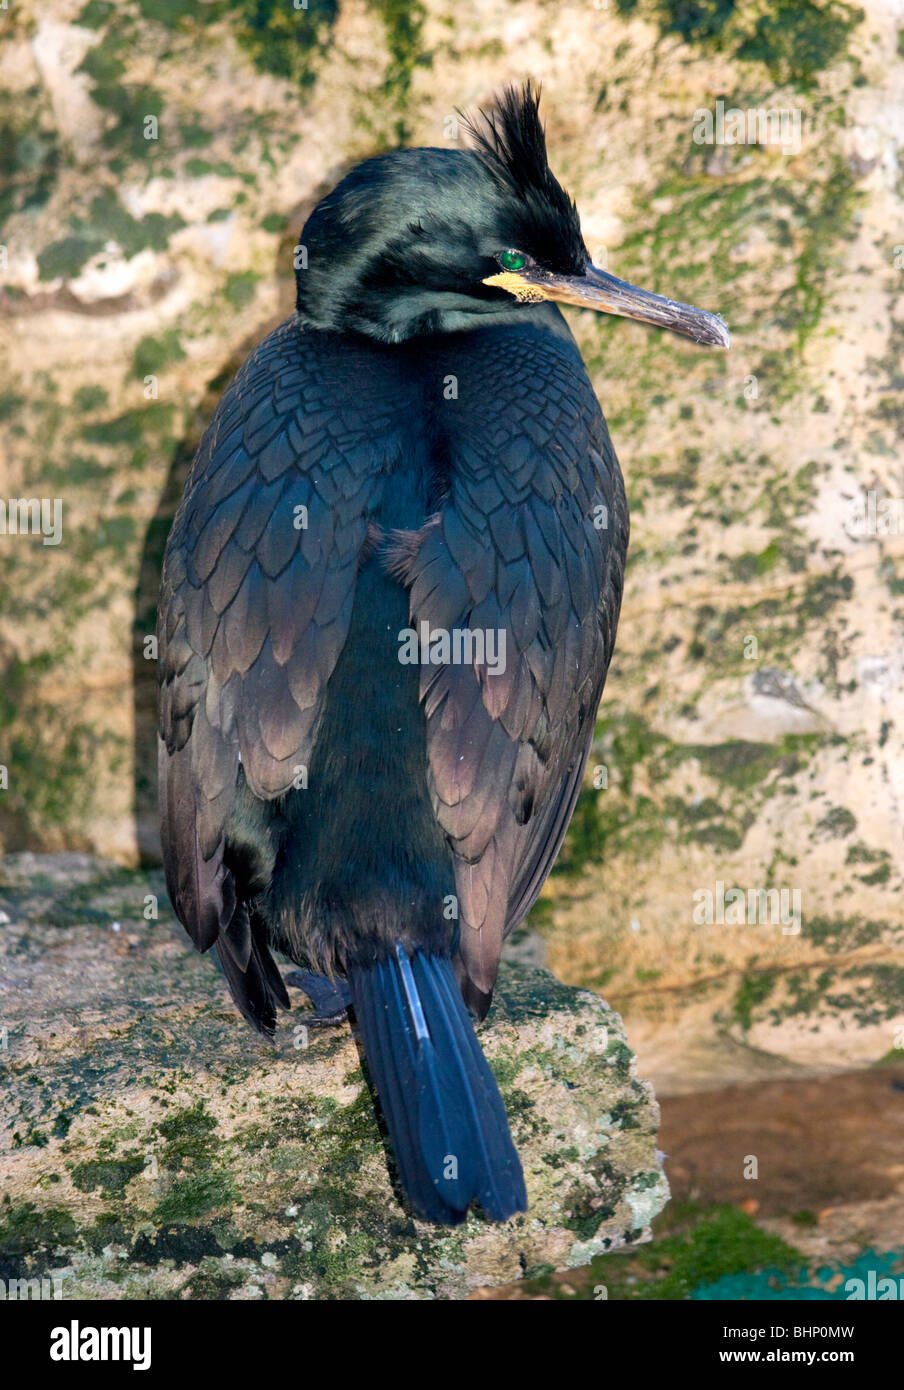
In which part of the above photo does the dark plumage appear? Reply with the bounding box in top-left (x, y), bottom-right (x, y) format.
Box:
top-left (158, 83), bottom-right (727, 1224)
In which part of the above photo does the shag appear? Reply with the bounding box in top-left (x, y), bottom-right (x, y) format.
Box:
top-left (157, 83), bottom-right (728, 1224)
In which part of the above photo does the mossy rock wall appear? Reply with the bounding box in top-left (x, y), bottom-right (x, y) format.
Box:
top-left (1, 0), bottom-right (903, 1086)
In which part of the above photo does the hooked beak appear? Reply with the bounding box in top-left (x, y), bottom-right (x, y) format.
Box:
top-left (483, 263), bottom-right (730, 349)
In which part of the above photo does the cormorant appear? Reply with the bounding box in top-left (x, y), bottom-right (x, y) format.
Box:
top-left (157, 83), bottom-right (728, 1225)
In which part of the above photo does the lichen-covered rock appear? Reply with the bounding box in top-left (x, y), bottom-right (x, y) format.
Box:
top-left (0, 853), bottom-right (668, 1299)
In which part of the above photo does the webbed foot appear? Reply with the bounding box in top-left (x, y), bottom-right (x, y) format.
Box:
top-left (284, 971), bottom-right (351, 1027)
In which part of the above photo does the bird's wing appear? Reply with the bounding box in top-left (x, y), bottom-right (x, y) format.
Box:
top-left (408, 328), bottom-right (628, 1014)
top-left (157, 318), bottom-right (395, 1027)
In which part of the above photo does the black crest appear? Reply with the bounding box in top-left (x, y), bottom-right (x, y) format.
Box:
top-left (463, 81), bottom-right (586, 272)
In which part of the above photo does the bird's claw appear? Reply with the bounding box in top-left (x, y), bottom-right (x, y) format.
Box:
top-left (285, 970), bottom-right (352, 1027)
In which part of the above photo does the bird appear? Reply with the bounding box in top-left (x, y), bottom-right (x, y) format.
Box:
top-left (157, 82), bottom-right (728, 1226)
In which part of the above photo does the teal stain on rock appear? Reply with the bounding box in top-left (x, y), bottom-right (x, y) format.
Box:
top-left (693, 1246), bottom-right (904, 1300)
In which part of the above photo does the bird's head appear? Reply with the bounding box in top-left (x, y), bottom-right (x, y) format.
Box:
top-left (295, 82), bottom-right (729, 350)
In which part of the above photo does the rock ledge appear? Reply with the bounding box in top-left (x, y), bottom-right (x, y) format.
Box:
top-left (0, 854), bottom-right (668, 1299)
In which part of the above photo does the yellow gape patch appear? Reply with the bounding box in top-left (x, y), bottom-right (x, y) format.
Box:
top-left (482, 271), bottom-right (547, 303)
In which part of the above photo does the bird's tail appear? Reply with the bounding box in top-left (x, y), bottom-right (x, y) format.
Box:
top-left (346, 944), bottom-right (527, 1224)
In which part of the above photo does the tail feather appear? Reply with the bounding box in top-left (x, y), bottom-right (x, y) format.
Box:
top-left (397, 949), bottom-right (477, 1212)
top-left (347, 946), bottom-right (527, 1224)
top-left (417, 952), bottom-right (524, 1218)
top-left (357, 957), bottom-right (456, 1223)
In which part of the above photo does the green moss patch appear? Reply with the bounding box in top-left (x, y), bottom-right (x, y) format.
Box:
top-left (615, 0), bottom-right (863, 85)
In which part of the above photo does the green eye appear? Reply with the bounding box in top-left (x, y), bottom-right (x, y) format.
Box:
top-left (498, 249), bottom-right (527, 272)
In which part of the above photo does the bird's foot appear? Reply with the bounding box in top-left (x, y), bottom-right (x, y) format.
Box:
top-left (284, 971), bottom-right (351, 1027)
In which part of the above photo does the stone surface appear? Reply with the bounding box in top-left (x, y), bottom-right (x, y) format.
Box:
top-left (0, 853), bottom-right (668, 1300)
